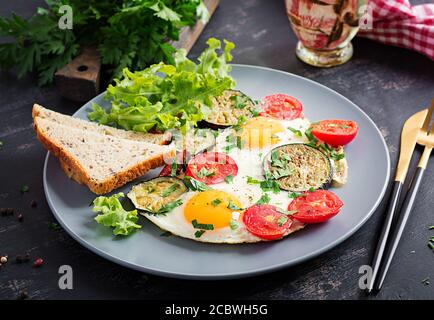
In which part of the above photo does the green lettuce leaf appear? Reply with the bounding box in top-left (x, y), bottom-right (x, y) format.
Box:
top-left (92, 193), bottom-right (141, 236)
top-left (88, 38), bottom-right (236, 133)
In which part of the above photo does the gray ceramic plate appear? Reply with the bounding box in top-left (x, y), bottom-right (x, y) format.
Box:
top-left (44, 64), bottom-right (390, 279)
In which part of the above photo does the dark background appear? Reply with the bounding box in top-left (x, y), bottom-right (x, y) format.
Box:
top-left (1, 0), bottom-right (433, 300)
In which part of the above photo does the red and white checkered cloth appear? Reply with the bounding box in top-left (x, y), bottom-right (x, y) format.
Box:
top-left (358, 0), bottom-right (434, 59)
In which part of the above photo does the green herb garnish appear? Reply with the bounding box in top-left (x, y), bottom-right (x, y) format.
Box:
top-left (230, 219), bottom-right (239, 230)
top-left (277, 215), bottom-right (289, 226)
top-left (288, 127), bottom-right (302, 137)
top-left (260, 179), bottom-right (281, 194)
top-left (277, 208), bottom-right (297, 215)
top-left (192, 219), bottom-right (214, 230)
top-left (195, 230), bottom-right (206, 238)
top-left (289, 192), bottom-right (307, 198)
top-left (247, 176), bottom-right (261, 184)
top-left (170, 161), bottom-right (178, 177)
top-left (211, 199), bottom-right (222, 207)
top-left (224, 174), bottom-right (234, 184)
top-left (183, 176), bottom-right (210, 192)
top-left (161, 184), bottom-right (178, 197)
top-left (227, 201), bottom-right (243, 211)
top-left (197, 167), bottom-right (215, 178)
top-left (256, 193), bottom-right (271, 205)
top-left (20, 185), bottom-right (29, 193)
top-left (152, 199), bottom-right (183, 215)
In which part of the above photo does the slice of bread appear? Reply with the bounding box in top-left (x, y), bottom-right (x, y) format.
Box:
top-left (32, 104), bottom-right (172, 145)
top-left (34, 116), bottom-right (175, 194)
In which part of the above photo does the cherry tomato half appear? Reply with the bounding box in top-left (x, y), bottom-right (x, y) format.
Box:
top-left (243, 204), bottom-right (293, 240)
top-left (311, 120), bottom-right (358, 147)
top-left (185, 152), bottom-right (238, 184)
top-left (260, 94), bottom-right (303, 120)
top-left (288, 190), bottom-right (343, 224)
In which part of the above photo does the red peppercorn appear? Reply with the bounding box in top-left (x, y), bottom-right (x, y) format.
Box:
top-left (33, 258), bottom-right (44, 268)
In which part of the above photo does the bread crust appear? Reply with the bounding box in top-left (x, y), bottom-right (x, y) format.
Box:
top-left (34, 118), bottom-right (175, 195)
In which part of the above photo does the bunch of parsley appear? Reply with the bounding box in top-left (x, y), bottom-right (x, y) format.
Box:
top-left (0, 0), bottom-right (208, 85)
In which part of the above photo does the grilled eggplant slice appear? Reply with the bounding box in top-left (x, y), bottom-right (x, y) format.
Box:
top-left (201, 90), bottom-right (257, 129)
top-left (263, 144), bottom-right (333, 192)
top-left (127, 177), bottom-right (187, 214)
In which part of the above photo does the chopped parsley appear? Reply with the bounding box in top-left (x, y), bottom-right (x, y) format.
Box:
top-left (195, 230), bottom-right (206, 238)
top-left (277, 207), bottom-right (297, 215)
top-left (151, 199), bottom-right (183, 215)
top-left (233, 116), bottom-right (247, 132)
top-left (277, 215), bottom-right (288, 226)
top-left (211, 198), bottom-right (222, 207)
top-left (161, 184), bottom-right (178, 197)
top-left (197, 167), bottom-right (215, 178)
top-left (20, 185), bottom-right (29, 193)
top-left (251, 109), bottom-right (261, 117)
top-left (260, 179), bottom-right (281, 194)
top-left (230, 94), bottom-right (249, 109)
top-left (230, 219), bottom-right (239, 230)
top-left (288, 126), bottom-right (302, 137)
top-left (308, 187), bottom-right (316, 193)
top-left (224, 174), bottom-right (234, 184)
top-left (183, 176), bottom-right (210, 192)
top-left (256, 193), bottom-right (271, 205)
top-left (247, 176), bottom-right (261, 184)
top-left (227, 200), bottom-right (243, 211)
top-left (170, 161), bottom-right (178, 176)
top-left (192, 219), bottom-right (214, 230)
top-left (289, 192), bottom-right (307, 198)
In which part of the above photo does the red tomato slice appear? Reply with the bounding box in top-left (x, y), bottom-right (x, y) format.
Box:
top-left (185, 152), bottom-right (238, 184)
top-left (288, 190), bottom-right (343, 223)
top-left (243, 204), bottom-right (293, 240)
top-left (159, 151), bottom-right (188, 177)
top-left (311, 120), bottom-right (358, 147)
top-left (260, 94), bottom-right (303, 120)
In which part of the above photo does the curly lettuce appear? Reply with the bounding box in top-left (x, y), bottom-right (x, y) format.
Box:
top-left (88, 38), bottom-right (236, 133)
top-left (92, 193), bottom-right (141, 236)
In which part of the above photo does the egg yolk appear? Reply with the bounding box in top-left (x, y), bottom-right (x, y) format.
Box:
top-left (239, 117), bottom-right (284, 149)
top-left (184, 190), bottom-right (243, 229)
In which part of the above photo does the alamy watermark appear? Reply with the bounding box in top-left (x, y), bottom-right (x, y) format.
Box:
top-left (58, 265), bottom-right (73, 290)
top-left (58, 5), bottom-right (73, 30)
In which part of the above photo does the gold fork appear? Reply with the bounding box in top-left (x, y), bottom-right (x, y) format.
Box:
top-left (372, 98), bottom-right (434, 292)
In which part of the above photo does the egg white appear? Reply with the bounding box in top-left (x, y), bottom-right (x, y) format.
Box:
top-left (142, 117), bottom-right (314, 243)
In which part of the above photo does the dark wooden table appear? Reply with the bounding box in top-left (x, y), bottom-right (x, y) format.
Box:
top-left (1, 0), bottom-right (433, 300)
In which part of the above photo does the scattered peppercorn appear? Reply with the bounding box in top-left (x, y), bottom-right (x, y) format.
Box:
top-left (16, 253), bottom-right (30, 263)
top-left (17, 213), bottom-right (24, 222)
top-left (18, 290), bottom-right (28, 300)
top-left (30, 200), bottom-right (37, 208)
top-left (33, 258), bottom-right (44, 268)
top-left (20, 185), bottom-right (29, 193)
top-left (0, 256), bottom-right (8, 264)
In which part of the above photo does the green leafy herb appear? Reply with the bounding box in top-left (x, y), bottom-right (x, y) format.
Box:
top-left (161, 184), bottom-right (178, 197)
top-left (277, 215), bottom-right (289, 226)
top-left (276, 207), bottom-right (297, 215)
top-left (246, 176), bottom-right (261, 184)
top-left (224, 174), bottom-right (234, 184)
top-left (152, 199), bottom-right (183, 215)
top-left (256, 193), bottom-right (271, 205)
top-left (288, 127), bottom-right (303, 137)
top-left (183, 176), bottom-right (210, 192)
top-left (227, 201), bottom-right (243, 211)
top-left (429, 226), bottom-right (434, 230)
top-left (330, 151), bottom-right (345, 161)
top-left (20, 185), bottom-right (29, 193)
top-left (192, 219), bottom-right (214, 230)
top-left (251, 109), bottom-right (261, 117)
top-left (170, 161), bottom-right (178, 176)
top-left (160, 231), bottom-right (172, 237)
top-left (197, 167), bottom-right (215, 178)
top-left (211, 199), bottom-right (222, 207)
top-left (304, 127), bottom-right (318, 144)
top-left (230, 95), bottom-right (249, 109)
top-left (48, 222), bottom-right (61, 230)
top-left (308, 187), bottom-right (316, 193)
top-left (92, 193), bottom-right (141, 236)
top-left (230, 219), bottom-right (239, 230)
top-left (0, 1), bottom-right (209, 85)
top-left (89, 38), bottom-right (235, 134)
top-left (195, 230), bottom-right (206, 238)
top-left (289, 192), bottom-right (307, 198)
top-left (260, 179), bottom-right (281, 194)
